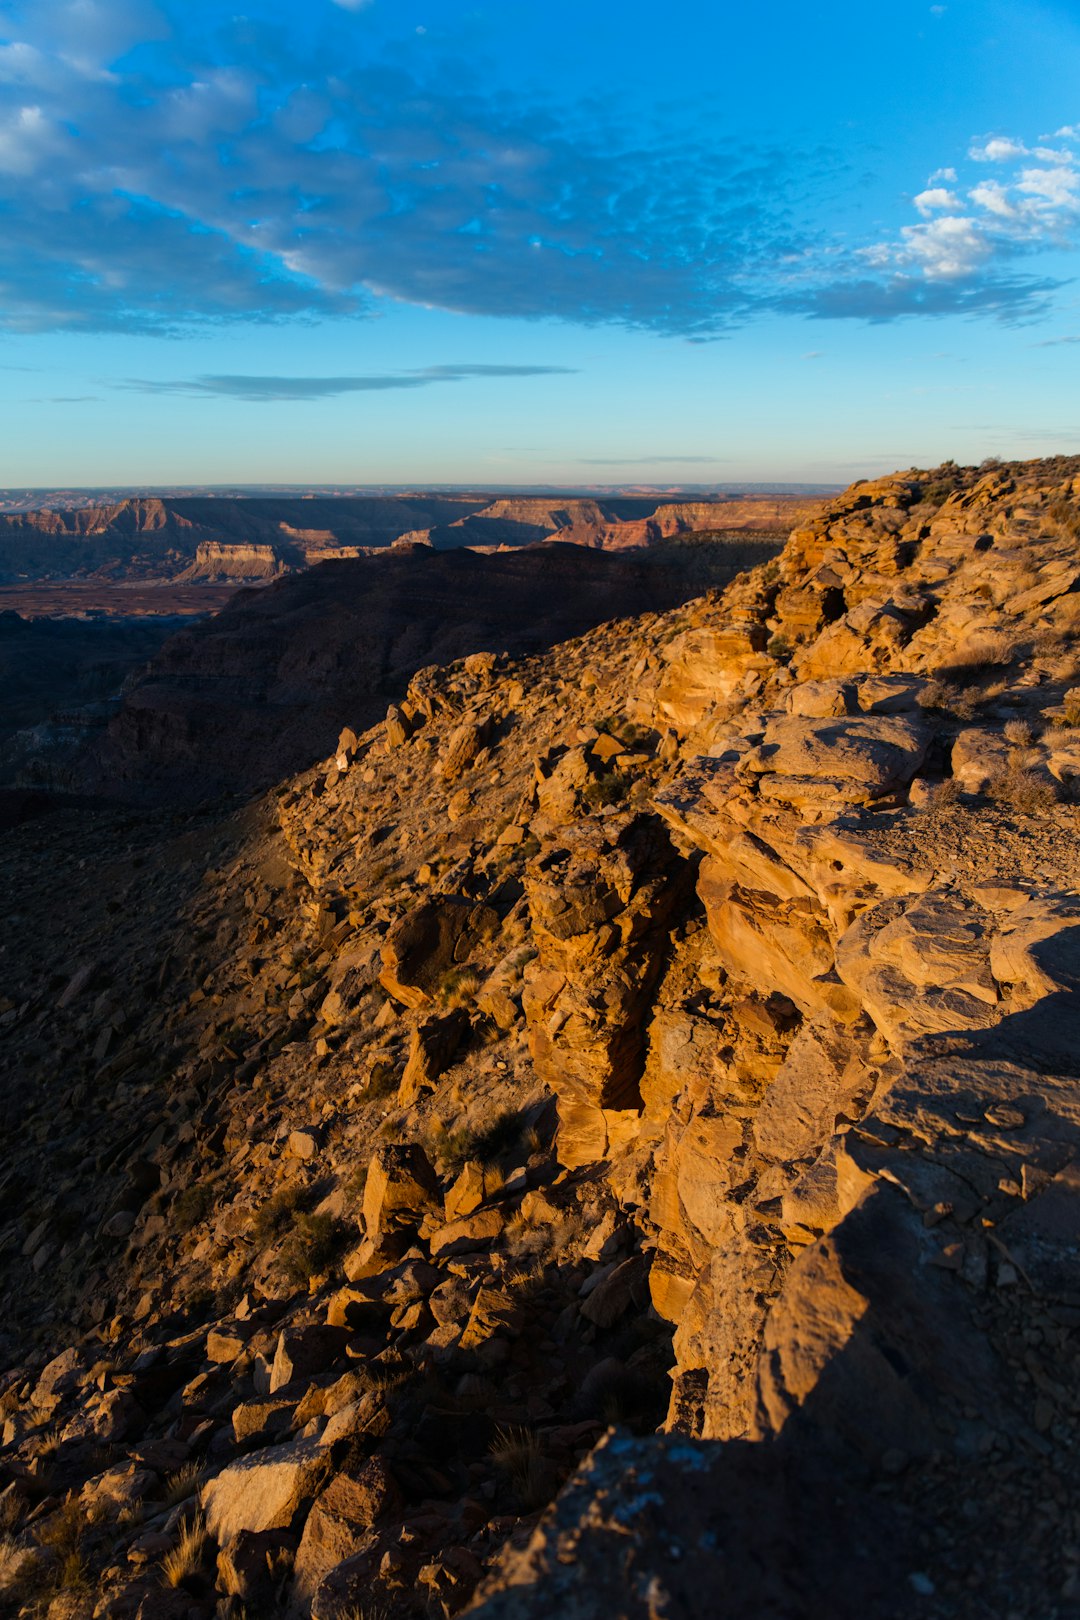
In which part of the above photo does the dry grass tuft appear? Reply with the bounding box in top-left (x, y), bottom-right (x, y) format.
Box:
top-left (438, 966), bottom-right (483, 1009)
top-left (489, 1424), bottom-right (551, 1507)
top-left (160, 1515), bottom-right (208, 1589)
top-left (0, 1535), bottom-right (35, 1596)
top-left (162, 1461), bottom-right (203, 1508)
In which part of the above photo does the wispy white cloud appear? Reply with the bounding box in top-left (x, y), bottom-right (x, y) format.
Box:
top-left (851, 129), bottom-right (1080, 307)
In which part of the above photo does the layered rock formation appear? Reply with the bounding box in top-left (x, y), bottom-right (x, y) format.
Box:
top-left (0, 496), bottom-right (487, 583)
top-left (0, 493), bottom-right (822, 585)
top-left (2, 457), bottom-right (1080, 1619)
top-left (178, 543), bottom-right (290, 583)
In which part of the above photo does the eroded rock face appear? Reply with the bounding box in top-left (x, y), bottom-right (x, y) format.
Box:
top-left (522, 814), bottom-right (691, 1165)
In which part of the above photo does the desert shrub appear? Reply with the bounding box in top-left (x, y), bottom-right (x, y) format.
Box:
top-left (279, 1212), bottom-right (345, 1286)
top-left (1003, 719), bottom-right (1040, 747)
top-left (173, 1181), bottom-right (214, 1232)
top-left (428, 1107), bottom-right (527, 1175)
top-left (426, 1122), bottom-right (472, 1172)
top-left (364, 1058), bottom-right (399, 1100)
top-left (766, 632), bottom-right (793, 660)
top-left (345, 1163), bottom-right (368, 1200)
top-left (938, 630), bottom-right (1016, 681)
top-left (930, 777), bottom-right (963, 810)
top-left (582, 771), bottom-right (631, 809)
top-left (916, 678), bottom-right (954, 712)
top-left (253, 1183), bottom-right (308, 1244)
top-left (916, 678), bottom-right (978, 721)
top-left (1050, 688), bottom-right (1080, 728)
top-left (1049, 498), bottom-right (1080, 539)
top-left (1033, 627), bottom-right (1067, 660)
top-left (986, 767), bottom-right (1058, 815)
top-left (470, 1108), bottom-right (529, 1164)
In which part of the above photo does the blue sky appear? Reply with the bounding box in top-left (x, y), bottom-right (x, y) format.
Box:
top-left (1, 0), bottom-right (1079, 486)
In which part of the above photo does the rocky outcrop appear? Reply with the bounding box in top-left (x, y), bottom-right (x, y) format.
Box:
top-left (75, 538), bottom-right (779, 803)
top-left (4, 456), bottom-right (1080, 1620)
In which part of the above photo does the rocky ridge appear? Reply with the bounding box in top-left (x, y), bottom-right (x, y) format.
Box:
top-left (59, 536), bottom-right (777, 804)
top-left (2, 458), bottom-right (1080, 1618)
top-left (0, 494), bottom-right (819, 586)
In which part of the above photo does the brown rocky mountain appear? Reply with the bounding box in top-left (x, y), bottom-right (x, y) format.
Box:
top-left (0, 496), bottom-right (487, 583)
top-left (0, 492), bottom-right (820, 585)
top-left (2, 456), bottom-right (1080, 1619)
top-left (19, 535), bottom-right (775, 804)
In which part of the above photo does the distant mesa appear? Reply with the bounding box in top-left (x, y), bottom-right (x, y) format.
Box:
top-left (0, 491), bottom-right (826, 586)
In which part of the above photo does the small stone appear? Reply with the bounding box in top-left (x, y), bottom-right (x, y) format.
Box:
top-left (984, 1104), bottom-right (1025, 1130)
top-left (287, 1127), bottom-right (321, 1160)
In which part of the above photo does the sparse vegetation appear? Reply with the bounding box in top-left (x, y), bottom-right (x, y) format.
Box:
top-left (252, 1182), bottom-right (308, 1244)
top-left (490, 1425), bottom-right (551, 1508)
top-left (279, 1211), bottom-right (345, 1286)
top-left (427, 1107), bottom-right (529, 1174)
top-left (163, 1461), bottom-right (203, 1508)
top-left (160, 1515), bottom-right (209, 1589)
top-left (173, 1180), bottom-right (214, 1232)
top-left (1004, 718), bottom-right (1040, 748)
top-left (438, 965), bottom-right (483, 1008)
top-left (35, 1497), bottom-right (91, 1597)
top-left (1049, 497), bottom-right (1080, 539)
top-left (582, 770), bottom-right (631, 809)
top-left (986, 766), bottom-right (1058, 815)
top-left (938, 629), bottom-right (1017, 681)
top-left (0, 1535), bottom-right (34, 1598)
top-left (1048, 688), bottom-right (1080, 729)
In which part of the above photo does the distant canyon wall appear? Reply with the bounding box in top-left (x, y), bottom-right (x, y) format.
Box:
top-left (0, 493), bottom-right (825, 584)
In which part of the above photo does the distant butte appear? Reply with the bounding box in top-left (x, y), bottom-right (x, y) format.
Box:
top-left (0, 491), bottom-right (827, 587)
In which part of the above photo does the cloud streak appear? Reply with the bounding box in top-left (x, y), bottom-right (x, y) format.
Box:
top-left (121, 365), bottom-right (576, 400)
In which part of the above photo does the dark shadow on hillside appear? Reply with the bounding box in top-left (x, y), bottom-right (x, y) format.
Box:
top-left (75, 539), bottom-right (779, 806)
